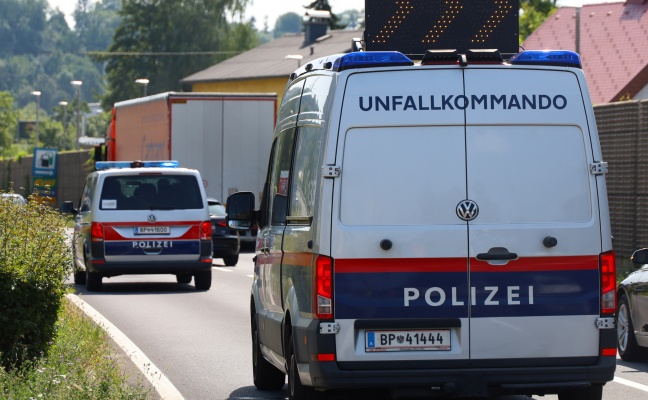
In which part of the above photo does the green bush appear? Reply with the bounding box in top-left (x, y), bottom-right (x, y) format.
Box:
top-left (0, 300), bottom-right (152, 399)
top-left (0, 192), bottom-right (71, 370)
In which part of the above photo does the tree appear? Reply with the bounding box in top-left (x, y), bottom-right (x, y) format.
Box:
top-left (99, 0), bottom-right (253, 109)
top-left (273, 13), bottom-right (302, 38)
top-left (0, 91), bottom-right (18, 155)
top-left (520, 0), bottom-right (558, 43)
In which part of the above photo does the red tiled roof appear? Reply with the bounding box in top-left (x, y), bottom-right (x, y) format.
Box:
top-left (522, 1), bottom-right (648, 104)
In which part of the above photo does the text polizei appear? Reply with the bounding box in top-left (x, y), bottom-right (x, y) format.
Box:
top-left (404, 286), bottom-right (535, 307)
top-left (132, 241), bottom-right (173, 248)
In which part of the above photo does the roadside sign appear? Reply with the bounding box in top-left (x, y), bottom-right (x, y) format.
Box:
top-left (32, 148), bottom-right (59, 206)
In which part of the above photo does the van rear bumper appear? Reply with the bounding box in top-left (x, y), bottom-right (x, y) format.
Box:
top-left (88, 260), bottom-right (212, 276)
top-left (294, 323), bottom-right (616, 396)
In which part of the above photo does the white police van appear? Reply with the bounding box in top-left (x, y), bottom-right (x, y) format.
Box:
top-left (227, 46), bottom-right (617, 400)
top-left (61, 161), bottom-right (213, 291)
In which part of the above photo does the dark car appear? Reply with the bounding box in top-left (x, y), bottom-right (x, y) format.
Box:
top-left (208, 198), bottom-right (240, 266)
top-left (616, 248), bottom-right (648, 361)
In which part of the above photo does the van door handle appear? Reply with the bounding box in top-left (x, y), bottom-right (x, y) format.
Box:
top-left (476, 247), bottom-right (518, 261)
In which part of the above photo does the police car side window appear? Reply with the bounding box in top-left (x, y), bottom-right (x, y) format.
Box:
top-left (289, 126), bottom-right (322, 220)
top-left (268, 128), bottom-right (297, 226)
top-left (80, 176), bottom-right (97, 212)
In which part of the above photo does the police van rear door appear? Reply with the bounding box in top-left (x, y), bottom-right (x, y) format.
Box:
top-left (331, 69), bottom-right (471, 364)
top-left (463, 67), bottom-right (602, 365)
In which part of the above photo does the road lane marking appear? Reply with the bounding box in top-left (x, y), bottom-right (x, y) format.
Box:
top-left (213, 267), bottom-right (233, 272)
top-left (66, 294), bottom-right (185, 400)
top-left (614, 376), bottom-right (648, 393)
top-left (247, 274), bottom-right (254, 278)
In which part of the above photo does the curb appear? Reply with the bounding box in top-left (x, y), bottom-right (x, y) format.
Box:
top-left (66, 293), bottom-right (185, 400)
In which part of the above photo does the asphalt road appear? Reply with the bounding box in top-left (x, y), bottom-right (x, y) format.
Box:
top-left (69, 250), bottom-right (648, 400)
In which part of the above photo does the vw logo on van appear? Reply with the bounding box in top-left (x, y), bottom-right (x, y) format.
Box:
top-left (456, 200), bottom-right (479, 221)
top-left (147, 214), bottom-right (157, 223)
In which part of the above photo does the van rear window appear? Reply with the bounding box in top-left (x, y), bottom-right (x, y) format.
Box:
top-left (340, 125), bottom-right (591, 226)
top-left (99, 175), bottom-right (203, 210)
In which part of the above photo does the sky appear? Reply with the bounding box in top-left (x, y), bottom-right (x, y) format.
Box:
top-left (47, 0), bottom-right (622, 31)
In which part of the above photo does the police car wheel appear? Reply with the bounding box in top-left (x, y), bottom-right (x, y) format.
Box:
top-left (288, 337), bottom-right (323, 400)
top-left (86, 271), bottom-right (102, 292)
top-left (557, 383), bottom-right (603, 400)
top-left (224, 255), bottom-right (239, 266)
top-left (176, 274), bottom-right (192, 284)
top-left (617, 295), bottom-right (648, 361)
top-left (194, 270), bottom-right (212, 290)
top-left (74, 270), bottom-right (86, 285)
top-left (252, 313), bottom-right (285, 390)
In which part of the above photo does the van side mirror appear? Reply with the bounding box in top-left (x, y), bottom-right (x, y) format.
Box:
top-left (60, 201), bottom-right (77, 215)
top-left (227, 192), bottom-right (255, 230)
top-left (631, 248), bottom-right (648, 265)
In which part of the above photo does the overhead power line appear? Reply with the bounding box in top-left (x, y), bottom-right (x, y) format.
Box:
top-left (85, 50), bottom-right (243, 56)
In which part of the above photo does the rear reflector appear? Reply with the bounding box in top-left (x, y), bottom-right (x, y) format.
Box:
top-left (602, 348), bottom-right (617, 357)
top-left (317, 353), bottom-right (335, 362)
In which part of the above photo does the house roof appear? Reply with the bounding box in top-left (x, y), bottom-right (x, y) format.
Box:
top-left (522, 1), bottom-right (648, 104)
top-left (181, 29), bottom-right (363, 84)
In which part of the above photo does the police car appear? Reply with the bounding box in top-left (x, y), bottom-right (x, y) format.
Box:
top-left (60, 161), bottom-right (213, 291)
top-left (227, 46), bottom-right (615, 400)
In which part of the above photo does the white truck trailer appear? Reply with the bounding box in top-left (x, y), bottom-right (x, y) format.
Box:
top-left (107, 92), bottom-right (276, 203)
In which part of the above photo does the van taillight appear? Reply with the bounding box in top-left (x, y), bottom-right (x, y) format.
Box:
top-left (315, 255), bottom-right (333, 319)
top-left (200, 221), bottom-right (212, 240)
top-left (600, 251), bottom-right (616, 315)
top-left (91, 222), bottom-right (104, 242)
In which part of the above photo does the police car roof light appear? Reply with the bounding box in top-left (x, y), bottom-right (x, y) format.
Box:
top-left (421, 49), bottom-right (459, 65)
top-left (509, 50), bottom-right (582, 69)
top-left (466, 49), bottom-right (503, 64)
top-left (96, 160), bottom-right (179, 170)
top-left (332, 51), bottom-right (414, 72)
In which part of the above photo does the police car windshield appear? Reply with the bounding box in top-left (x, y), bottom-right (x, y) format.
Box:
top-left (99, 175), bottom-right (203, 210)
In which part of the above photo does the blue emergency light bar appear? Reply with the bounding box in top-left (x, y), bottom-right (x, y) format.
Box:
top-left (332, 51), bottom-right (414, 72)
top-left (509, 50), bottom-right (582, 69)
top-left (96, 160), bottom-right (179, 170)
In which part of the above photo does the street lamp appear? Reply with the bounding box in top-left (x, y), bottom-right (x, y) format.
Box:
top-left (135, 78), bottom-right (150, 96)
top-left (30, 91), bottom-right (41, 147)
top-left (59, 101), bottom-right (68, 150)
top-left (71, 80), bottom-right (82, 150)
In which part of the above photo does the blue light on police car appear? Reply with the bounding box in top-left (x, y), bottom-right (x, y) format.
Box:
top-left (332, 51), bottom-right (414, 72)
top-left (96, 160), bottom-right (179, 170)
top-left (509, 50), bottom-right (582, 69)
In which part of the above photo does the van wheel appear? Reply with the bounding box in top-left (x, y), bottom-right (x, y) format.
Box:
top-left (617, 295), bottom-right (648, 361)
top-left (251, 314), bottom-right (285, 390)
top-left (176, 274), bottom-right (192, 284)
top-left (86, 271), bottom-right (102, 291)
top-left (288, 336), bottom-right (323, 400)
top-left (558, 384), bottom-right (603, 400)
top-left (224, 255), bottom-right (239, 266)
top-left (194, 270), bottom-right (212, 290)
top-left (74, 270), bottom-right (86, 285)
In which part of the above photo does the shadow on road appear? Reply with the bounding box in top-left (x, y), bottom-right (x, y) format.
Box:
top-left (68, 281), bottom-right (204, 296)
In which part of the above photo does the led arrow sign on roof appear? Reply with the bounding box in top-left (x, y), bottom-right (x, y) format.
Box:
top-left (364, 0), bottom-right (519, 56)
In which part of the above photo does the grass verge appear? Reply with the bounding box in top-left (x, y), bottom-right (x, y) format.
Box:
top-left (0, 298), bottom-right (153, 400)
